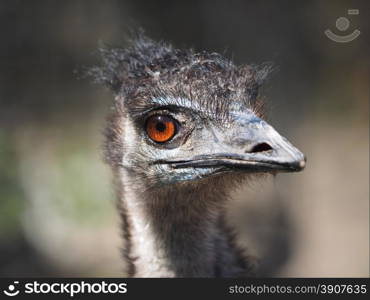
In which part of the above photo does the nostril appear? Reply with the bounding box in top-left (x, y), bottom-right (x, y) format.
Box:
top-left (250, 142), bottom-right (273, 153)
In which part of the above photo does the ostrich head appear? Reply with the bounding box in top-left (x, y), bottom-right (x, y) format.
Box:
top-left (92, 35), bottom-right (305, 190)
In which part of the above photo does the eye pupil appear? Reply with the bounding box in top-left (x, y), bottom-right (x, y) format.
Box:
top-left (155, 122), bottom-right (166, 132)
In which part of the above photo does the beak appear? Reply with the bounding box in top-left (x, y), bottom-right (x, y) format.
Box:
top-left (165, 117), bottom-right (306, 173)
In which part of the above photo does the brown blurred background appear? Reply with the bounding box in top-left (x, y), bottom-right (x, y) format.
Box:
top-left (0, 0), bottom-right (368, 277)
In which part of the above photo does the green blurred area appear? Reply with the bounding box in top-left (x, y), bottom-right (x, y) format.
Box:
top-left (0, 130), bottom-right (25, 235)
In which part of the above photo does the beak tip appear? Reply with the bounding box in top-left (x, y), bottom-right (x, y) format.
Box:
top-left (295, 155), bottom-right (306, 171)
top-left (298, 159), bottom-right (306, 169)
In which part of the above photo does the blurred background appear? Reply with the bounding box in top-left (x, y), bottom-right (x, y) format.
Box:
top-left (0, 0), bottom-right (368, 277)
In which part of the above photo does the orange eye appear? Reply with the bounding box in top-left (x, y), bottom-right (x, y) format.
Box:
top-left (145, 115), bottom-right (177, 143)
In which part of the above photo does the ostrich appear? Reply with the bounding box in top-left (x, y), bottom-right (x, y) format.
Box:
top-left (90, 35), bottom-right (306, 277)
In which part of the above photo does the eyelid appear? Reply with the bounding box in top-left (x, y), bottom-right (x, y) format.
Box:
top-left (132, 104), bottom-right (198, 120)
top-left (130, 105), bottom-right (175, 118)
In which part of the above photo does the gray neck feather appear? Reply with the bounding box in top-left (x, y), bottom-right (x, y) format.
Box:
top-left (117, 169), bottom-right (254, 277)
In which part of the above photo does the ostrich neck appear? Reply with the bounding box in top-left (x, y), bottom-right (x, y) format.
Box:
top-left (118, 170), bottom-right (234, 277)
